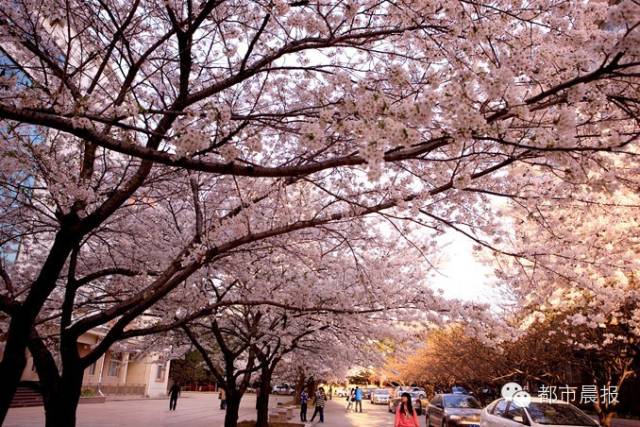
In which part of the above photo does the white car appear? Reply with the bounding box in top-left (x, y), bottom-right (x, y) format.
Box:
top-left (370, 389), bottom-right (391, 405)
top-left (272, 384), bottom-right (295, 395)
top-left (481, 397), bottom-right (599, 427)
top-left (411, 387), bottom-right (427, 398)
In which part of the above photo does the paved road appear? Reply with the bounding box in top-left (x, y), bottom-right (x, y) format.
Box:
top-left (4, 393), bottom-right (422, 427)
top-left (5, 392), bottom-right (639, 427)
top-left (313, 397), bottom-right (428, 427)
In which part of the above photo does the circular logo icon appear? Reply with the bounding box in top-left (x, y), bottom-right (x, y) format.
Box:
top-left (512, 390), bottom-right (532, 408)
top-left (501, 382), bottom-right (523, 400)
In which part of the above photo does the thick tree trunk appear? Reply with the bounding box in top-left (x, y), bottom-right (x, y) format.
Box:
top-left (306, 377), bottom-right (317, 396)
top-left (294, 369), bottom-right (306, 404)
top-left (0, 230), bottom-right (78, 424)
top-left (42, 370), bottom-right (84, 427)
top-left (224, 391), bottom-right (242, 427)
top-left (35, 333), bottom-right (86, 427)
top-left (0, 318), bottom-right (29, 422)
top-left (255, 369), bottom-right (273, 427)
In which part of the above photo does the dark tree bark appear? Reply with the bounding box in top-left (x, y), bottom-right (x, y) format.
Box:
top-left (255, 366), bottom-right (273, 427)
top-left (0, 229), bottom-right (79, 424)
top-left (42, 370), bottom-right (84, 427)
top-left (182, 323), bottom-right (258, 427)
top-left (27, 327), bottom-right (87, 427)
top-left (294, 368), bottom-right (306, 405)
top-left (224, 390), bottom-right (242, 427)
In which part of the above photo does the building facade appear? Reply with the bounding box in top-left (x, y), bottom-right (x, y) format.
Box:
top-left (15, 329), bottom-right (171, 398)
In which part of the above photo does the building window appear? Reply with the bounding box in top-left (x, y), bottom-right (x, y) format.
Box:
top-left (87, 362), bottom-right (96, 376)
top-left (156, 363), bottom-right (166, 382)
top-left (108, 357), bottom-right (120, 377)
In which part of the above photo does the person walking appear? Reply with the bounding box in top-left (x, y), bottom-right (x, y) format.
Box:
top-left (329, 386), bottom-right (333, 400)
top-left (346, 388), bottom-right (354, 412)
top-left (354, 386), bottom-right (363, 413)
top-left (168, 382), bottom-right (181, 411)
top-left (394, 392), bottom-right (419, 427)
top-left (219, 386), bottom-right (227, 410)
top-left (300, 389), bottom-right (309, 422)
top-left (309, 387), bottom-right (327, 423)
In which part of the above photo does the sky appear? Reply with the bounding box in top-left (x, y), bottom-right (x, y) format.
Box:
top-left (430, 231), bottom-right (506, 306)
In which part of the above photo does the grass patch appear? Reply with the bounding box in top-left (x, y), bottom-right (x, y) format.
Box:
top-left (80, 388), bottom-right (96, 397)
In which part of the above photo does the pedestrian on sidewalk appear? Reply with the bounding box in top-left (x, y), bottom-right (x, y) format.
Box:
top-left (310, 387), bottom-right (327, 423)
top-left (329, 386), bottom-right (333, 400)
top-left (219, 386), bottom-right (227, 410)
top-left (346, 388), bottom-right (354, 412)
top-left (354, 386), bottom-right (363, 413)
top-left (394, 392), bottom-right (419, 427)
top-left (168, 382), bottom-right (181, 411)
top-left (300, 389), bottom-right (309, 422)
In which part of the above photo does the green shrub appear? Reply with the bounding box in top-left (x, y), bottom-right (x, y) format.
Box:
top-left (80, 388), bottom-right (96, 397)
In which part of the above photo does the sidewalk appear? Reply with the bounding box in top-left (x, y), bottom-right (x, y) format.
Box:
top-left (4, 392), bottom-right (288, 427)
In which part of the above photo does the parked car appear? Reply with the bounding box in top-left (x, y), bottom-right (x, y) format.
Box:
top-left (389, 391), bottom-right (425, 415)
top-left (336, 387), bottom-right (350, 398)
top-left (412, 387), bottom-right (427, 398)
top-left (452, 386), bottom-right (470, 395)
top-left (371, 389), bottom-right (391, 405)
top-left (272, 384), bottom-right (295, 395)
top-left (481, 398), bottom-right (599, 427)
top-left (392, 386), bottom-right (412, 398)
top-left (363, 387), bottom-right (377, 400)
top-left (426, 393), bottom-right (482, 427)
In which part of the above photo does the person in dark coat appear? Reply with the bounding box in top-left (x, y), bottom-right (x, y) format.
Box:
top-left (300, 389), bottom-right (310, 422)
top-left (219, 386), bottom-right (227, 410)
top-left (169, 383), bottom-right (181, 411)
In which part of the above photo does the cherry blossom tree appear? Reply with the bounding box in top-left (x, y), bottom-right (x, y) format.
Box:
top-left (1, 1), bottom-right (640, 426)
top-left (486, 154), bottom-right (640, 427)
top-left (494, 192), bottom-right (640, 427)
top-left (178, 236), bottom-right (447, 427)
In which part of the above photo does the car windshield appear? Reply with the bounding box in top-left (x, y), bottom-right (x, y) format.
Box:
top-left (443, 395), bottom-right (481, 409)
top-left (525, 403), bottom-right (598, 426)
top-left (375, 390), bottom-right (389, 395)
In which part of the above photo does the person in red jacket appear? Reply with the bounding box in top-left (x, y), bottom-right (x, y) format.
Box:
top-left (395, 392), bottom-right (419, 427)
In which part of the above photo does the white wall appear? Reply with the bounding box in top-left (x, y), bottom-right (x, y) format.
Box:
top-left (145, 360), bottom-right (170, 397)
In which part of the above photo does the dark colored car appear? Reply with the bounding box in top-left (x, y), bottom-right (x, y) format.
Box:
top-left (362, 387), bottom-right (376, 400)
top-left (451, 386), bottom-right (469, 395)
top-left (426, 394), bottom-right (482, 427)
top-left (389, 391), bottom-right (425, 415)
